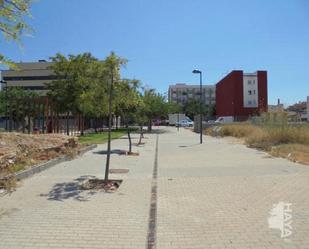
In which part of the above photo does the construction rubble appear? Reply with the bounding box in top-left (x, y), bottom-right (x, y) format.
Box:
top-left (0, 132), bottom-right (80, 180)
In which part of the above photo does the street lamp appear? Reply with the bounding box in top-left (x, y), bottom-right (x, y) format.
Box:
top-left (192, 69), bottom-right (203, 144)
top-left (0, 80), bottom-right (8, 131)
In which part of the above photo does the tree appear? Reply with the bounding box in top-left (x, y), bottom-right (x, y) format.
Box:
top-left (182, 99), bottom-right (208, 120)
top-left (103, 52), bottom-right (127, 183)
top-left (135, 94), bottom-right (147, 145)
top-left (77, 59), bottom-right (110, 133)
top-left (0, 86), bottom-right (37, 132)
top-left (113, 79), bottom-right (140, 153)
top-left (0, 0), bottom-right (32, 67)
top-left (167, 102), bottom-right (182, 114)
top-left (143, 89), bottom-right (168, 131)
top-left (47, 53), bottom-right (98, 135)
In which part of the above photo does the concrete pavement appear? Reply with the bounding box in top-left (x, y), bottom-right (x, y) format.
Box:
top-left (0, 127), bottom-right (309, 249)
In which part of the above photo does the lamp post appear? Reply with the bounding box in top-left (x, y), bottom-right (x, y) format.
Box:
top-left (192, 69), bottom-right (203, 144)
top-left (0, 80), bottom-right (8, 131)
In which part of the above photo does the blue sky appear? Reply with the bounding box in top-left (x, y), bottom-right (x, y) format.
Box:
top-left (2, 0), bottom-right (309, 105)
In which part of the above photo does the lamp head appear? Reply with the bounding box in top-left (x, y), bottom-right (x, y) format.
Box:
top-left (192, 69), bottom-right (201, 74)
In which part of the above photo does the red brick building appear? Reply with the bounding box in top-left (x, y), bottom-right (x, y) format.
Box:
top-left (216, 70), bottom-right (268, 121)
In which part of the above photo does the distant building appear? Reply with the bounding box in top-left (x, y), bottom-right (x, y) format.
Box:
top-left (268, 99), bottom-right (284, 112)
top-left (1, 61), bottom-right (55, 95)
top-left (168, 83), bottom-right (216, 106)
top-left (216, 70), bottom-right (268, 121)
top-left (286, 101), bottom-right (307, 121)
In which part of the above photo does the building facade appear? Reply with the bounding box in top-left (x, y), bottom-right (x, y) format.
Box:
top-left (1, 61), bottom-right (55, 95)
top-left (216, 70), bottom-right (268, 120)
top-left (168, 83), bottom-right (216, 106)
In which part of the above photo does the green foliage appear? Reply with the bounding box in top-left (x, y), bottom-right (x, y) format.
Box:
top-left (0, 0), bottom-right (33, 66)
top-left (47, 52), bottom-right (128, 121)
top-left (167, 102), bottom-right (181, 114)
top-left (46, 51), bottom-right (170, 136)
top-left (47, 53), bottom-right (99, 115)
top-left (114, 79), bottom-right (141, 123)
top-left (143, 90), bottom-right (168, 119)
top-left (78, 129), bottom-right (129, 144)
top-left (182, 99), bottom-right (211, 119)
top-left (142, 89), bottom-right (168, 131)
top-left (0, 86), bottom-right (38, 129)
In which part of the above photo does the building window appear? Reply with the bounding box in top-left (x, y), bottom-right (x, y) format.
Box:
top-left (248, 100), bottom-right (252, 105)
top-left (253, 90), bottom-right (256, 94)
top-left (3, 75), bottom-right (58, 81)
top-left (248, 80), bottom-right (252, 85)
top-left (248, 90), bottom-right (252, 95)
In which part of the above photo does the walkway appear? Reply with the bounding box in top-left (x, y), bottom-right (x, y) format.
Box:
top-left (0, 127), bottom-right (309, 249)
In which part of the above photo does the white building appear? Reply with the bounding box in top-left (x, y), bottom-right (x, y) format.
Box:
top-left (168, 83), bottom-right (216, 106)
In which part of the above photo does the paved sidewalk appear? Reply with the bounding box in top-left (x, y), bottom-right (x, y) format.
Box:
top-left (1, 127), bottom-right (309, 249)
top-left (157, 127), bottom-right (309, 249)
top-left (0, 133), bottom-right (157, 249)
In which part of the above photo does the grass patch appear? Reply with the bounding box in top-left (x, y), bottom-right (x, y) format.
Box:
top-left (11, 163), bottom-right (27, 173)
top-left (270, 144), bottom-right (309, 165)
top-left (78, 129), bottom-right (132, 144)
top-left (206, 113), bottom-right (309, 165)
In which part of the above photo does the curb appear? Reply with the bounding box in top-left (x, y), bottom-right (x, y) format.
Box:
top-left (7, 144), bottom-right (98, 181)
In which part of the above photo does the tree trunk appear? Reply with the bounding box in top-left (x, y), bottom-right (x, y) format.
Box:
top-left (147, 119), bottom-right (152, 132)
top-left (94, 118), bottom-right (98, 133)
top-left (66, 112), bottom-right (70, 136)
top-left (105, 68), bottom-right (113, 183)
top-left (81, 115), bottom-right (84, 136)
top-left (127, 124), bottom-right (132, 153)
top-left (138, 125), bottom-right (143, 144)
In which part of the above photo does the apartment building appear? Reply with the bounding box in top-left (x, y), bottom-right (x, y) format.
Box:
top-left (216, 70), bottom-right (268, 120)
top-left (168, 83), bottom-right (216, 106)
top-left (1, 61), bottom-right (56, 95)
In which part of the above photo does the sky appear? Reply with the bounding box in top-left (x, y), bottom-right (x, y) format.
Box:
top-left (1, 0), bottom-right (309, 106)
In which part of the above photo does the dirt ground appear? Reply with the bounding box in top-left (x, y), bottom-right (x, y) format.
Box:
top-left (0, 132), bottom-right (80, 180)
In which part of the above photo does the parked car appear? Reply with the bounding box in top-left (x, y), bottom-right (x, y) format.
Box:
top-left (176, 119), bottom-right (194, 127)
top-left (168, 113), bottom-right (188, 126)
top-left (215, 116), bottom-right (234, 124)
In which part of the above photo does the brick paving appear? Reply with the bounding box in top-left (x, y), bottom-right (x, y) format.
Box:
top-left (157, 128), bottom-right (309, 249)
top-left (0, 133), bottom-right (156, 249)
top-left (1, 127), bottom-right (309, 249)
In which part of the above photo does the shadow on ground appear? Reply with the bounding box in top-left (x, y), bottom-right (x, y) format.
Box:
top-left (178, 143), bottom-right (200, 148)
top-left (93, 149), bottom-right (127, 155)
top-left (40, 175), bottom-right (99, 202)
top-left (145, 127), bottom-right (173, 134)
top-left (118, 136), bottom-right (139, 140)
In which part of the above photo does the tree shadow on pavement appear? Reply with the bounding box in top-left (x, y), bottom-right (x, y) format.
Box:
top-left (178, 143), bottom-right (200, 148)
top-left (40, 175), bottom-right (98, 202)
top-left (93, 149), bottom-right (127, 155)
top-left (118, 136), bottom-right (139, 139)
top-left (145, 128), bottom-right (172, 134)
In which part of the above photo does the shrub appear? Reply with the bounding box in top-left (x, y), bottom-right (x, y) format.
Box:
top-left (219, 122), bottom-right (258, 138)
